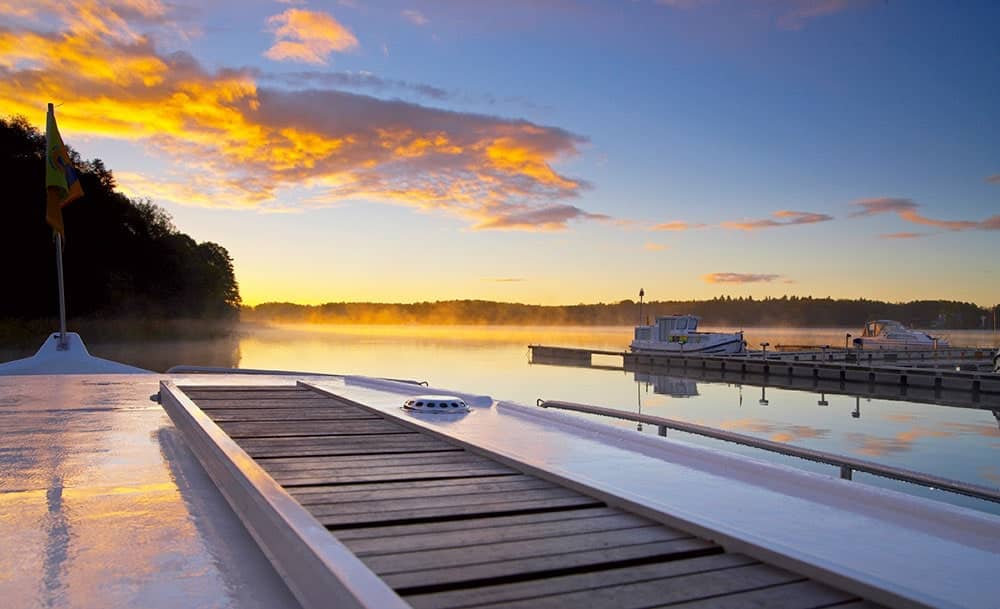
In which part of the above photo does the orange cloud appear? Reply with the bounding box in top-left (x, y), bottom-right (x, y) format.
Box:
top-left (650, 220), bottom-right (705, 231)
top-left (703, 273), bottom-right (782, 284)
top-left (852, 197), bottom-right (1000, 232)
top-left (880, 232), bottom-right (925, 240)
top-left (265, 9), bottom-right (359, 64)
top-left (643, 242), bottom-right (669, 251)
top-left (722, 210), bottom-right (832, 231)
top-left (0, 4), bottom-right (597, 230)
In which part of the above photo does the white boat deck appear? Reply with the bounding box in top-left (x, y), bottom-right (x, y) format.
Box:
top-left (0, 373), bottom-right (302, 609)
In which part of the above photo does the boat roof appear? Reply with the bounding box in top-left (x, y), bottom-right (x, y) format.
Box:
top-left (3, 369), bottom-right (998, 609)
top-left (655, 314), bottom-right (701, 320)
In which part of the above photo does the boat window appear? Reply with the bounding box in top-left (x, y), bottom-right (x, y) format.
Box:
top-left (689, 318), bottom-right (698, 331)
top-left (677, 318), bottom-right (688, 330)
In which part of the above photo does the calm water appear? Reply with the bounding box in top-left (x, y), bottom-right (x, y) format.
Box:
top-left (4, 323), bottom-right (999, 514)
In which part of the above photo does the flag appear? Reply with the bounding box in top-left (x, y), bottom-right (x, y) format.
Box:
top-left (45, 104), bottom-right (84, 237)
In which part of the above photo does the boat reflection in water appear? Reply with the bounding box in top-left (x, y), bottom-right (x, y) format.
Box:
top-left (633, 371), bottom-right (699, 398)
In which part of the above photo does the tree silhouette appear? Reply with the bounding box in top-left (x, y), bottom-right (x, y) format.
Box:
top-left (0, 115), bottom-right (240, 321)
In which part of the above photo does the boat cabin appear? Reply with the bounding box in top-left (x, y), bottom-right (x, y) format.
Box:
top-left (862, 320), bottom-right (903, 338)
top-left (634, 314), bottom-right (701, 342)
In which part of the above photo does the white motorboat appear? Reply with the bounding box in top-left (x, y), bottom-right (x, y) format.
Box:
top-left (630, 314), bottom-right (745, 354)
top-left (853, 319), bottom-right (949, 350)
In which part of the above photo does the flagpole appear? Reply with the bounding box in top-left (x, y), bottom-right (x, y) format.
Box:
top-left (55, 232), bottom-right (67, 348)
top-left (46, 102), bottom-right (68, 349)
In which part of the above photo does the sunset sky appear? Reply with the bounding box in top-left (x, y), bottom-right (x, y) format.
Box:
top-left (2, 0), bottom-right (998, 306)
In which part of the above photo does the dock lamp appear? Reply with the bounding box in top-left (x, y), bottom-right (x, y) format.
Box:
top-left (638, 288), bottom-right (644, 327)
top-left (760, 342), bottom-right (769, 360)
top-left (845, 333), bottom-right (852, 349)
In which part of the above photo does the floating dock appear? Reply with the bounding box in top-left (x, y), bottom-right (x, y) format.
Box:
top-left (529, 345), bottom-right (1000, 397)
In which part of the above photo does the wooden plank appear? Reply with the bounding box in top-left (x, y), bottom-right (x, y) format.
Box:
top-left (404, 553), bottom-right (758, 609)
top-left (178, 385), bottom-right (302, 392)
top-left (206, 407), bottom-right (381, 422)
top-left (316, 495), bottom-right (604, 528)
top-left (649, 579), bottom-right (859, 609)
top-left (258, 451), bottom-right (504, 472)
top-left (291, 477), bottom-right (559, 506)
top-left (217, 418), bottom-right (410, 438)
top-left (331, 507), bottom-right (623, 541)
top-left (309, 487), bottom-right (590, 520)
top-left (195, 397), bottom-right (338, 409)
top-left (383, 537), bottom-right (715, 591)
top-left (239, 434), bottom-right (456, 458)
top-left (441, 563), bottom-right (803, 609)
top-left (267, 464), bottom-right (515, 486)
top-left (367, 525), bottom-right (690, 573)
top-left (183, 389), bottom-right (319, 401)
top-left (346, 512), bottom-right (656, 557)
top-left (288, 474), bottom-right (530, 496)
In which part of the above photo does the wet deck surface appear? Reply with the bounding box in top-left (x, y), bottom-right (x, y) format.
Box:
top-left (181, 384), bottom-right (881, 609)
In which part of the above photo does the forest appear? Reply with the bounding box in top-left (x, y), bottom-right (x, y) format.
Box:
top-left (0, 115), bottom-right (241, 325)
top-left (246, 296), bottom-right (996, 329)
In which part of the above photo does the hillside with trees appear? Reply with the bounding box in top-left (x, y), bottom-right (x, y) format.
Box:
top-left (246, 296), bottom-right (995, 329)
top-left (0, 115), bottom-right (240, 324)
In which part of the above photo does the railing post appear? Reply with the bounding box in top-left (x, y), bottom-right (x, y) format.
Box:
top-left (840, 465), bottom-right (853, 480)
top-left (658, 425), bottom-right (667, 437)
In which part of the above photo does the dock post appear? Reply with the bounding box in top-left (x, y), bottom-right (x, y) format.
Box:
top-left (840, 465), bottom-right (853, 480)
top-left (658, 425), bottom-right (667, 437)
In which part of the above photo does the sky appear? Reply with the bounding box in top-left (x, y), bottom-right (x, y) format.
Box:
top-left (1, 0), bottom-right (998, 307)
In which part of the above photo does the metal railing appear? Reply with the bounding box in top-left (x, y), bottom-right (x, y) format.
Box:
top-left (537, 399), bottom-right (1000, 505)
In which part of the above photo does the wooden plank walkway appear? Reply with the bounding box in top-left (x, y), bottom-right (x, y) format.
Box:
top-left (180, 384), bottom-right (884, 609)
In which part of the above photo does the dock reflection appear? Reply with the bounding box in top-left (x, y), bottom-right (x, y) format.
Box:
top-left (530, 349), bottom-right (999, 412)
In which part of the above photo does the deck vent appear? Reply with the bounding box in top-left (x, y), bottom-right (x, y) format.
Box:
top-left (403, 395), bottom-right (470, 414)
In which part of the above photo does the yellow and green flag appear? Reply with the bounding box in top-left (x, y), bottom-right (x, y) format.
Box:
top-left (45, 104), bottom-right (84, 237)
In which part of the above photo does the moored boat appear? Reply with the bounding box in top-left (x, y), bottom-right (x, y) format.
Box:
top-left (630, 314), bottom-right (746, 354)
top-left (853, 319), bottom-right (949, 349)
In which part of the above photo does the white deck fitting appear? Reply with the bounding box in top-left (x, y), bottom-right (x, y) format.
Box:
top-left (0, 333), bottom-right (149, 375)
top-left (0, 374), bottom-right (299, 609)
top-left (303, 376), bottom-right (1000, 609)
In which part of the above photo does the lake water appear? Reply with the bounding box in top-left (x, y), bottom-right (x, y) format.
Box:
top-left (4, 323), bottom-right (999, 514)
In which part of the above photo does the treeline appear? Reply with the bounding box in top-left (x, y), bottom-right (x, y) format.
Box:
top-left (0, 115), bottom-right (241, 322)
top-left (246, 296), bottom-right (996, 329)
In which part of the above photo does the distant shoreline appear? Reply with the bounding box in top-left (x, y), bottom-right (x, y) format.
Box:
top-left (244, 297), bottom-right (997, 331)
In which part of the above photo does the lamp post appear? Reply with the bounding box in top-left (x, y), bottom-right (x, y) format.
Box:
top-left (638, 288), bottom-right (644, 326)
top-left (845, 333), bottom-right (852, 350)
top-left (760, 342), bottom-right (769, 360)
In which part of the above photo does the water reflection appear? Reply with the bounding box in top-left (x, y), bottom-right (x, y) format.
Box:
top-left (634, 372), bottom-right (699, 398)
top-left (42, 476), bottom-right (70, 608)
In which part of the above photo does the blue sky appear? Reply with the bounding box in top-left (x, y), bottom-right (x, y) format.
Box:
top-left (2, 0), bottom-right (997, 305)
